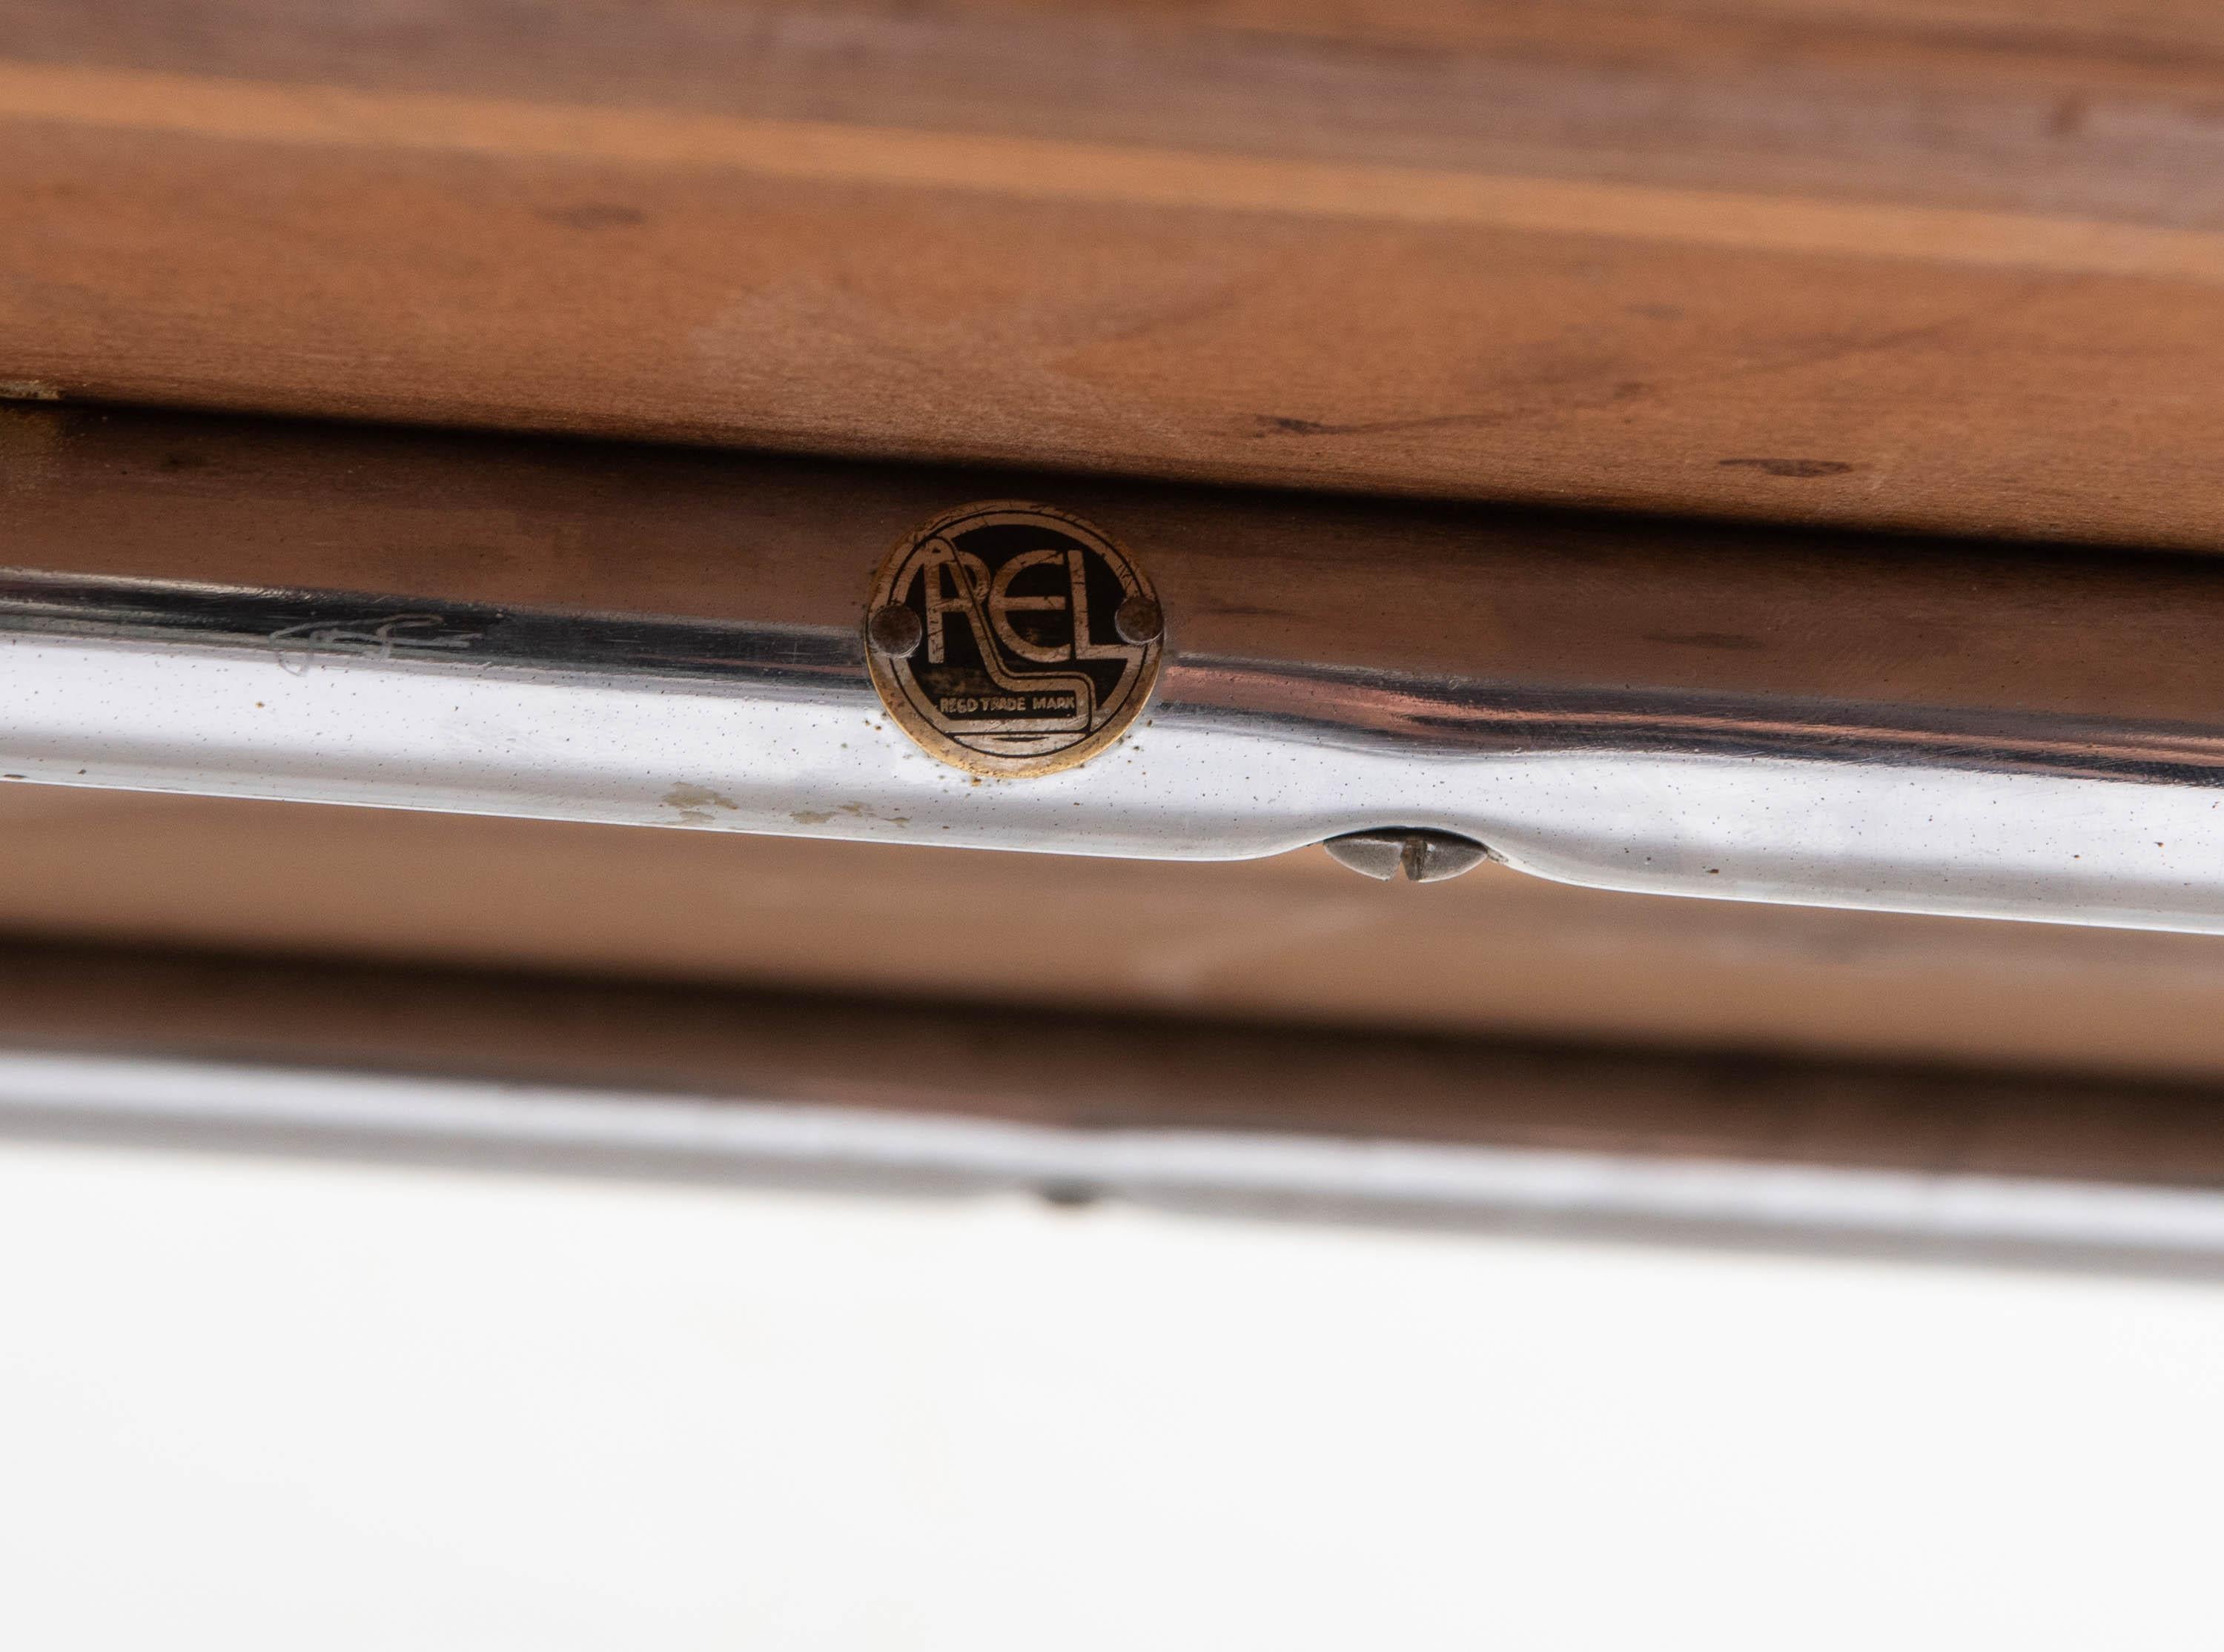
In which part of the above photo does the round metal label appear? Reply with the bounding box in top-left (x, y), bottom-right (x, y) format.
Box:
top-left (864, 502), bottom-right (1164, 776)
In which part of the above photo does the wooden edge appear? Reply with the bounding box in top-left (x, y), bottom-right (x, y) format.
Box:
top-left (1, 936), bottom-right (2220, 1192)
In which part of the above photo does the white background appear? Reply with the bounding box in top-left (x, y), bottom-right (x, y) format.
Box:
top-left (0, 1135), bottom-right (2218, 1649)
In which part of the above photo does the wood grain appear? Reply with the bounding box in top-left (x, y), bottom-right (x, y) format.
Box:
top-left (4, 1), bottom-right (2224, 546)
top-left (4, 785), bottom-right (2224, 1084)
top-left (7, 932), bottom-right (2224, 1192)
top-left (12, 402), bottom-right (2224, 726)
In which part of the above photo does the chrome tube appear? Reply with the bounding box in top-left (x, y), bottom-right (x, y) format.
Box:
top-left (4, 405), bottom-right (2223, 932)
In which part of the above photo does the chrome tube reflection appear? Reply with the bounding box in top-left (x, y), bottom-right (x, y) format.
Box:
top-left (4, 561), bottom-right (2224, 933)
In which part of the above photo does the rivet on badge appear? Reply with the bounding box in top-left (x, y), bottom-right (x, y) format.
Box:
top-left (864, 502), bottom-right (1164, 777)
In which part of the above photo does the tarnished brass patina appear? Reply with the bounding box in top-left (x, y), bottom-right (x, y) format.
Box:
top-left (864, 503), bottom-right (1162, 777)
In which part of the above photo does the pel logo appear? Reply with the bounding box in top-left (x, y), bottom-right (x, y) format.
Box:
top-left (865, 502), bottom-right (1165, 776)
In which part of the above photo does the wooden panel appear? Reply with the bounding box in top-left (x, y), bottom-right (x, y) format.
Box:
top-left (6, 932), bottom-right (2224, 1191)
top-left (9, 401), bottom-right (2221, 722)
top-left (5, 785), bottom-right (2224, 1083)
top-left (3, 1), bottom-right (2223, 548)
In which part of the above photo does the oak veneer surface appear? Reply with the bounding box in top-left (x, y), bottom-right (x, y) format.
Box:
top-left (4, 0), bottom-right (2224, 548)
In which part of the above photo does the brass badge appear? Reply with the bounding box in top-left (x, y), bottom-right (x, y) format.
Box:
top-left (865, 502), bottom-right (1164, 776)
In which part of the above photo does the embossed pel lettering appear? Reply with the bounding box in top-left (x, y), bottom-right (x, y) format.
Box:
top-left (865, 503), bottom-right (1165, 776)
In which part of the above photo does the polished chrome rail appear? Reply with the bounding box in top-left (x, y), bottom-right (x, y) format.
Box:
top-left (4, 405), bottom-right (2224, 932)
